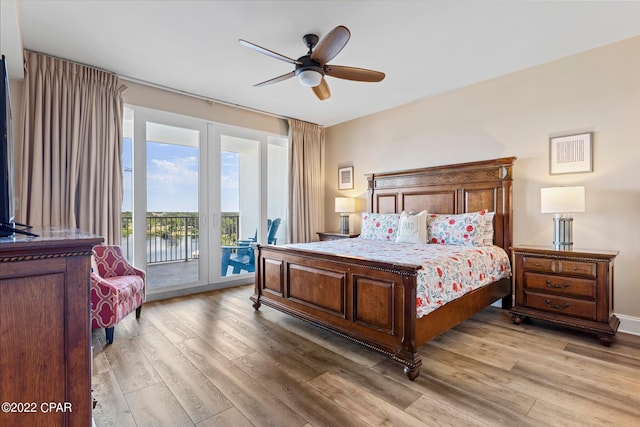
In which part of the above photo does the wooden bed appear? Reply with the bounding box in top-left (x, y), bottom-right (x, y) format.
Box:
top-left (251, 157), bottom-right (516, 380)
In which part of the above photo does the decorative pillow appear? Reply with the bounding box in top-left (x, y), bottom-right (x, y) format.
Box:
top-left (360, 212), bottom-right (401, 241)
top-left (395, 210), bottom-right (428, 244)
top-left (427, 209), bottom-right (489, 246)
top-left (482, 211), bottom-right (495, 245)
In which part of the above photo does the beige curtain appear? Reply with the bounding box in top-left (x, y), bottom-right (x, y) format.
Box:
top-left (288, 119), bottom-right (325, 243)
top-left (18, 51), bottom-right (126, 244)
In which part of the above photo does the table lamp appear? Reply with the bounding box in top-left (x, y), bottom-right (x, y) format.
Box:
top-left (335, 197), bottom-right (356, 234)
top-left (540, 186), bottom-right (585, 250)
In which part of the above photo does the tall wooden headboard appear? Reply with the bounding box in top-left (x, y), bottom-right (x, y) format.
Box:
top-left (366, 157), bottom-right (516, 255)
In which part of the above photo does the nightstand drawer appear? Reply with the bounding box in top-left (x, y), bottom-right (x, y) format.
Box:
top-left (525, 292), bottom-right (596, 321)
top-left (524, 272), bottom-right (596, 299)
top-left (557, 259), bottom-right (597, 278)
top-left (522, 256), bottom-right (597, 279)
top-left (523, 256), bottom-right (554, 273)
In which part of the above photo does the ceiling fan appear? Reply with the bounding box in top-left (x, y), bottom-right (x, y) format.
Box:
top-left (239, 25), bottom-right (385, 100)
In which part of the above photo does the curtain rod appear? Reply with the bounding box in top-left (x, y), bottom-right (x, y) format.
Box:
top-left (25, 49), bottom-right (295, 124)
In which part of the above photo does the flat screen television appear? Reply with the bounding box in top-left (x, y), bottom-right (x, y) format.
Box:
top-left (1, 55), bottom-right (36, 237)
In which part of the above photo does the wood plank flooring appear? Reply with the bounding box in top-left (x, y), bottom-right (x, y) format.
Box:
top-left (91, 285), bottom-right (640, 427)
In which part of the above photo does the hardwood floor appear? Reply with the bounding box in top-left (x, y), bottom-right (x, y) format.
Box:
top-left (91, 284), bottom-right (640, 426)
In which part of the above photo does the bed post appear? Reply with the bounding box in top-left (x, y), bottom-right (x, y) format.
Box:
top-left (365, 173), bottom-right (374, 212)
top-left (398, 273), bottom-right (421, 381)
top-left (251, 245), bottom-right (262, 310)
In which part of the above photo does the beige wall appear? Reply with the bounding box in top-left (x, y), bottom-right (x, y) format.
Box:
top-left (325, 36), bottom-right (640, 320)
top-left (123, 81), bottom-right (288, 135)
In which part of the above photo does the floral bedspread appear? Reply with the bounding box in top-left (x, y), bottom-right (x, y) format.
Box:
top-left (284, 239), bottom-right (511, 318)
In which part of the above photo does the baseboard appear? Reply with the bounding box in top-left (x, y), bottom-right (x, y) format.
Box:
top-left (616, 314), bottom-right (640, 336)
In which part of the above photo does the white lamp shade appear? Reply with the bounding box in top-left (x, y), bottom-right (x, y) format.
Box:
top-left (335, 197), bottom-right (356, 213)
top-left (298, 70), bottom-right (323, 87)
top-left (541, 186), bottom-right (585, 213)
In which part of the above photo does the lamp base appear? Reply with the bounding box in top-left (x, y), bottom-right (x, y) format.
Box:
top-left (339, 214), bottom-right (350, 235)
top-left (552, 214), bottom-right (574, 250)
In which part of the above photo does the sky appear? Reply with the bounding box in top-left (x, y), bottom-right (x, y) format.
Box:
top-left (122, 138), bottom-right (239, 213)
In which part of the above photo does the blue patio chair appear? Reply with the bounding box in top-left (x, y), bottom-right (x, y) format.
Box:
top-left (221, 218), bottom-right (281, 276)
top-left (266, 218), bottom-right (281, 245)
top-left (237, 219), bottom-right (271, 246)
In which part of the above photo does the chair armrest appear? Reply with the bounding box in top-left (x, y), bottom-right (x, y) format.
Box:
top-left (130, 265), bottom-right (146, 280)
top-left (91, 272), bottom-right (118, 293)
top-left (222, 244), bottom-right (254, 256)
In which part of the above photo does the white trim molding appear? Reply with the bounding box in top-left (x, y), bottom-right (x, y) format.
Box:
top-left (617, 314), bottom-right (640, 336)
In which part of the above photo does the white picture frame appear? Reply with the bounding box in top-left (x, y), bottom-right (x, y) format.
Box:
top-left (338, 166), bottom-right (354, 190)
top-left (549, 132), bottom-right (593, 175)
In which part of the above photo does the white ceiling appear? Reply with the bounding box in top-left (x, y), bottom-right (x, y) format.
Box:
top-left (3, 1), bottom-right (640, 127)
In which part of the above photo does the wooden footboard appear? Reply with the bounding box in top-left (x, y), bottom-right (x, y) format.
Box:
top-left (251, 244), bottom-right (425, 379)
top-left (252, 244), bottom-right (511, 380)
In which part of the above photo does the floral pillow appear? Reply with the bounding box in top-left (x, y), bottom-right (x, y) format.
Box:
top-left (395, 210), bottom-right (428, 244)
top-left (360, 212), bottom-right (401, 241)
top-left (427, 209), bottom-right (489, 246)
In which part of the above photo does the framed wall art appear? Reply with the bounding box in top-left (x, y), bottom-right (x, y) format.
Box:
top-left (549, 132), bottom-right (593, 175)
top-left (338, 166), bottom-right (354, 190)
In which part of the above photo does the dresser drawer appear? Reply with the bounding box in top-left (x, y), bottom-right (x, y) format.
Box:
top-left (524, 272), bottom-right (596, 299)
top-left (524, 292), bottom-right (596, 321)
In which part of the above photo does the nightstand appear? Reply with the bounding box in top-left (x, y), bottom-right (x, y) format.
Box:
top-left (510, 245), bottom-right (619, 345)
top-left (317, 231), bottom-right (360, 241)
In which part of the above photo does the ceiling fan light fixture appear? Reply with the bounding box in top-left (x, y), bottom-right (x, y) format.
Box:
top-left (298, 69), bottom-right (323, 87)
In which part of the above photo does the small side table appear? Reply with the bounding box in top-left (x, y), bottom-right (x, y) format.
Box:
top-left (510, 245), bottom-right (619, 345)
top-left (317, 231), bottom-right (360, 241)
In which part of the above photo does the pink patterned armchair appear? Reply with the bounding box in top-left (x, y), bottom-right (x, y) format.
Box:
top-left (91, 245), bottom-right (146, 344)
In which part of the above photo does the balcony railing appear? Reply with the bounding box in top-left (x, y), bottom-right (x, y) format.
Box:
top-left (121, 213), bottom-right (239, 264)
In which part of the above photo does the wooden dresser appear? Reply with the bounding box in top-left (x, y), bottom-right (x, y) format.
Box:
top-left (0, 228), bottom-right (103, 427)
top-left (510, 245), bottom-right (619, 345)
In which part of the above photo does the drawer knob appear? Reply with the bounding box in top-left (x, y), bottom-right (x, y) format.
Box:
top-left (545, 299), bottom-right (570, 310)
top-left (545, 279), bottom-right (570, 289)
top-left (535, 263), bottom-right (541, 267)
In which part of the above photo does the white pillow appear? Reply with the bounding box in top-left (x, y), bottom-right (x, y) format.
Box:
top-left (483, 211), bottom-right (495, 245)
top-left (395, 210), bottom-right (428, 244)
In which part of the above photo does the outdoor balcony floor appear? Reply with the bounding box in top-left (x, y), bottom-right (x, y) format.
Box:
top-left (145, 259), bottom-right (249, 291)
top-left (146, 260), bottom-right (199, 291)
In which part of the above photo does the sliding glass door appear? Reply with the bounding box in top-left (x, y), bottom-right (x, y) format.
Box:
top-left (123, 106), bottom-right (288, 296)
top-left (210, 126), bottom-right (289, 280)
top-left (129, 108), bottom-right (206, 292)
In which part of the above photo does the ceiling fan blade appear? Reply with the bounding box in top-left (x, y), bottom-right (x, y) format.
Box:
top-left (312, 78), bottom-right (331, 100)
top-left (254, 71), bottom-right (295, 87)
top-left (239, 39), bottom-right (302, 65)
top-left (324, 65), bottom-right (385, 82)
top-left (310, 25), bottom-right (350, 64)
